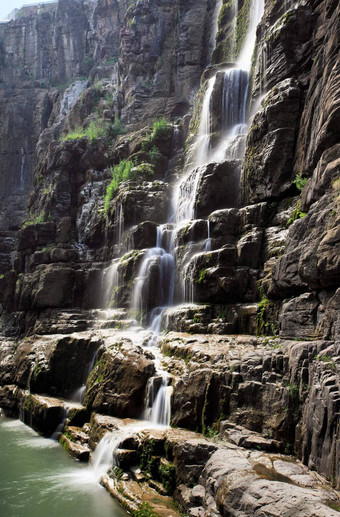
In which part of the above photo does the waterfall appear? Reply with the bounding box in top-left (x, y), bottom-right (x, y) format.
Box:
top-left (70, 348), bottom-right (98, 404)
top-left (102, 259), bottom-right (120, 308)
top-left (144, 372), bottom-right (172, 426)
top-left (237, 0), bottom-right (265, 70)
top-left (19, 147), bottom-right (27, 190)
top-left (143, 342), bottom-right (173, 427)
top-left (194, 77), bottom-right (216, 169)
top-left (131, 225), bottom-right (175, 324)
top-left (90, 422), bottom-right (146, 480)
top-left (51, 406), bottom-right (69, 440)
top-left (88, 0), bottom-right (265, 483)
top-left (205, 220), bottom-right (212, 252)
top-left (209, 68), bottom-right (250, 164)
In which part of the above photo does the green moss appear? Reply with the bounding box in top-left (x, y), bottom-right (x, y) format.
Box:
top-left (256, 292), bottom-right (271, 336)
top-left (132, 503), bottom-right (161, 517)
top-left (159, 461), bottom-right (176, 494)
top-left (32, 363), bottom-right (43, 382)
top-left (198, 269), bottom-right (208, 284)
top-left (61, 120), bottom-right (108, 142)
top-left (204, 426), bottom-right (218, 438)
top-left (236, 0), bottom-right (252, 57)
top-left (139, 439), bottom-right (156, 474)
top-left (23, 211), bottom-right (50, 228)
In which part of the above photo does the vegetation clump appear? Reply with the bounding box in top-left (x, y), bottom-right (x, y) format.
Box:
top-left (132, 503), bottom-right (160, 517)
top-left (61, 116), bottom-right (126, 143)
top-left (104, 160), bottom-right (154, 215)
top-left (286, 201), bottom-right (307, 227)
top-left (61, 120), bottom-right (108, 142)
top-left (151, 118), bottom-right (168, 140)
top-left (23, 211), bottom-right (49, 228)
top-left (293, 173), bottom-right (308, 192)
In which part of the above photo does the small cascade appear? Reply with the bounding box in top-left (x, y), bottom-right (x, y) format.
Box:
top-left (90, 422), bottom-right (143, 480)
top-left (72, 385), bottom-right (86, 404)
top-left (237, 0), bottom-right (265, 70)
top-left (143, 338), bottom-right (173, 426)
top-left (116, 204), bottom-right (124, 246)
top-left (205, 220), bottom-right (212, 252)
top-left (102, 259), bottom-right (120, 308)
top-left (51, 406), bottom-right (69, 441)
top-left (131, 225), bottom-right (175, 324)
top-left (144, 372), bottom-right (172, 426)
top-left (19, 147), bottom-right (27, 190)
top-left (163, 125), bottom-right (182, 182)
top-left (210, 68), bottom-right (250, 163)
top-left (90, 432), bottom-right (120, 479)
top-left (70, 348), bottom-right (98, 404)
top-left (194, 76), bottom-right (216, 169)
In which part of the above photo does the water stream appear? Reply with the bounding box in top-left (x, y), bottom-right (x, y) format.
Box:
top-left (0, 415), bottom-right (127, 517)
top-left (93, 0), bottom-right (265, 484)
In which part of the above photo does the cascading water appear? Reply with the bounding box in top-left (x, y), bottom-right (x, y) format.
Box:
top-left (102, 259), bottom-right (120, 308)
top-left (91, 0), bottom-right (264, 481)
top-left (131, 225), bottom-right (175, 325)
top-left (144, 371), bottom-right (172, 426)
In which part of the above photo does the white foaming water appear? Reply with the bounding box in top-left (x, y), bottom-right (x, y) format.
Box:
top-left (90, 420), bottom-right (162, 481)
top-left (205, 220), bottom-right (212, 252)
top-left (132, 225), bottom-right (175, 324)
top-left (19, 147), bottom-right (26, 189)
top-left (102, 259), bottom-right (120, 308)
top-left (90, 0), bottom-right (265, 481)
top-left (237, 0), bottom-right (265, 71)
top-left (194, 76), bottom-right (217, 169)
top-left (144, 372), bottom-right (172, 426)
top-left (71, 385), bottom-right (86, 404)
top-left (143, 338), bottom-right (173, 426)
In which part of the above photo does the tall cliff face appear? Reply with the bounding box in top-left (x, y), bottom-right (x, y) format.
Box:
top-left (0, 0), bottom-right (339, 512)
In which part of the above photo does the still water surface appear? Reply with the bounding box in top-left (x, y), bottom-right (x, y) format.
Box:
top-left (0, 415), bottom-right (127, 517)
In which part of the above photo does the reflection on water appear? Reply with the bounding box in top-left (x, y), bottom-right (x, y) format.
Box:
top-left (0, 416), bottom-right (127, 517)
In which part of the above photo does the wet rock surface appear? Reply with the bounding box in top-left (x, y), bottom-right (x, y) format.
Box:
top-left (0, 0), bottom-right (339, 514)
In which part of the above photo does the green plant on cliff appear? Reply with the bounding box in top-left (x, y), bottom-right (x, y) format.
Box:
top-left (104, 160), bottom-right (133, 213)
top-left (293, 174), bottom-right (308, 192)
top-left (109, 116), bottom-right (127, 139)
top-left (23, 211), bottom-right (49, 228)
top-left (159, 461), bottom-right (176, 494)
top-left (104, 160), bottom-right (155, 214)
top-left (151, 118), bottom-right (169, 140)
top-left (61, 120), bottom-right (108, 142)
top-left (286, 201), bottom-right (307, 227)
top-left (198, 269), bottom-right (208, 283)
top-left (256, 292), bottom-right (272, 336)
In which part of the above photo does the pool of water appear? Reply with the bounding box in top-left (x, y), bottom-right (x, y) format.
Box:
top-left (0, 415), bottom-right (127, 517)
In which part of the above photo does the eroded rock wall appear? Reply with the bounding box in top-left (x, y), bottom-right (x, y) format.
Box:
top-left (0, 0), bottom-right (339, 503)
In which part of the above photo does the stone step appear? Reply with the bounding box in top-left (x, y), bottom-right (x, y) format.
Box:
top-left (162, 303), bottom-right (258, 335)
